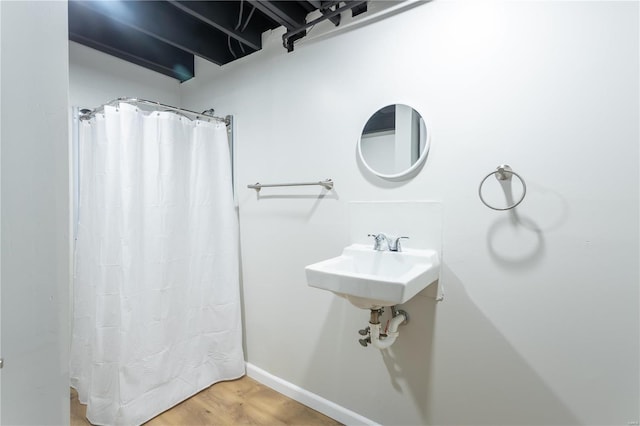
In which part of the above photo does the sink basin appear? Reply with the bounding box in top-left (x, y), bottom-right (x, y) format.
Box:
top-left (305, 244), bottom-right (440, 309)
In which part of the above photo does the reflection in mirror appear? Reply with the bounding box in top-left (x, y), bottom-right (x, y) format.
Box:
top-left (358, 104), bottom-right (429, 179)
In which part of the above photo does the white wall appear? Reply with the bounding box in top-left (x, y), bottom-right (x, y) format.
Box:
top-left (180, 1), bottom-right (639, 425)
top-left (69, 41), bottom-right (181, 110)
top-left (1, 1), bottom-right (70, 423)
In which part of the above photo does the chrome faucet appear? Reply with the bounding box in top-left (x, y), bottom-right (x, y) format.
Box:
top-left (367, 233), bottom-right (409, 252)
top-left (389, 235), bottom-right (409, 252)
top-left (368, 233), bottom-right (388, 251)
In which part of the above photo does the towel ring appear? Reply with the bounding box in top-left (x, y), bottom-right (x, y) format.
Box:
top-left (478, 165), bottom-right (527, 211)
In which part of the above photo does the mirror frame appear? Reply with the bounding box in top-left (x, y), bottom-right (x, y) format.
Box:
top-left (357, 104), bottom-right (431, 180)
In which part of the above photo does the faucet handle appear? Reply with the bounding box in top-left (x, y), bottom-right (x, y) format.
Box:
top-left (367, 233), bottom-right (387, 251)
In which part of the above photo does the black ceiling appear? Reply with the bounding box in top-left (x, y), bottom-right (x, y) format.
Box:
top-left (69, 1), bottom-right (368, 82)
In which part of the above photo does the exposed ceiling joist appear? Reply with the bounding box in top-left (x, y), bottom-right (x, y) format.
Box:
top-left (247, 1), bottom-right (308, 31)
top-left (308, 1), bottom-right (342, 26)
top-left (71, 0), bottom-right (254, 66)
top-left (68, 1), bottom-right (195, 81)
top-left (282, 0), bottom-right (367, 51)
top-left (167, 1), bottom-right (263, 51)
top-left (68, 1), bottom-right (374, 82)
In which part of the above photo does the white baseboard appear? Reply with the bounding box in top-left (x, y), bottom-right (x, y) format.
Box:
top-left (246, 363), bottom-right (379, 426)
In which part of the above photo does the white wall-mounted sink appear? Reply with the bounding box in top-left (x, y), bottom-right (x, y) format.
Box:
top-left (305, 244), bottom-right (440, 309)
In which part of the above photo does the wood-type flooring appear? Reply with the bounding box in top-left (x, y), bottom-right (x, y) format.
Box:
top-left (70, 376), bottom-right (342, 425)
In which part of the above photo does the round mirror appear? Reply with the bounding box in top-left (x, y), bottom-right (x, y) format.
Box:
top-left (358, 104), bottom-right (430, 179)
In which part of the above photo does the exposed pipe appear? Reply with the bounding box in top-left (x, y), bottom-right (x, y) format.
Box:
top-left (359, 307), bottom-right (408, 349)
top-left (369, 310), bottom-right (406, 349)
top-left (282, 0), bottom-right (367, 51)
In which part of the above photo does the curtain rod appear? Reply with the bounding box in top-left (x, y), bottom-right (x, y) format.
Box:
top-left (79, 97), bottom-right (230, 125)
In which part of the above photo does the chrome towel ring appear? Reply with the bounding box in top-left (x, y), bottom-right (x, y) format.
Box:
top-left (478, 165), bottom-right (527, 211)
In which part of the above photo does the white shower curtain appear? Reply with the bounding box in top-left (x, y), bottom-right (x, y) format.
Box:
top-left (70, 103), bottom-right (244, 425)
